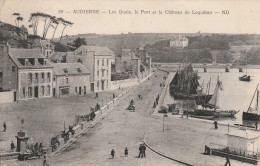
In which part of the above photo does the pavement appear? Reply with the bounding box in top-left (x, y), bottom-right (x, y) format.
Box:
top-left (0, 88), bottom-right (125, 153)
top-left (1, 69), bottom-right (256, 166)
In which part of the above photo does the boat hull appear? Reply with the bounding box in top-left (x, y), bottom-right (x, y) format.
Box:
top-left (239, 77), bottom-right (251, 82)
top-left (242, 112), bottom-right (260, 121)
top-left (189, 109), bottom-right (239, 118)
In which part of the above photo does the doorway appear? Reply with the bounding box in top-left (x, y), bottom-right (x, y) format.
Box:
top-left (34, 86), bottom-right (38, 98)
top-left (53, 88), bottom-right (56, 97)
top-left (91, 83), bottom-right (94, 92)
top-left (79, 87), bottom-right (82, 95)
top-left (102, 81), bottom-right (104, 90)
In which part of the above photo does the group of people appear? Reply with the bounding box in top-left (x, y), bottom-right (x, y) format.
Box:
top-left (110, 147), bottom-right (128, 159)
top-left (110, 144), bottom-right (147, 159)
top-left (28, 142), bottom-right (44, 156)
top-left (138, 143), bottom-right (146, 158)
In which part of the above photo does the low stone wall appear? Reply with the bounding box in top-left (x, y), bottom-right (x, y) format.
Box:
top-left (50, 86), bottom-right (134, 156)
top-left (110, 78), bottom-right (138, 90)
top-left (0, 90), bottom-right (15, 104)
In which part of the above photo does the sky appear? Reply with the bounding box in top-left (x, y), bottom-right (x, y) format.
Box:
top-left (1, 0), bottom-right (260, 38)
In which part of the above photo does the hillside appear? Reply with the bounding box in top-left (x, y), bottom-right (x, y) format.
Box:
top-left (0, 21), bottom-right (71, 51)
top-left (55, 33), bottom-right (203, 55)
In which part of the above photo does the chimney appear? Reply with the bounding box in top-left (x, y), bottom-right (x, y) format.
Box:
top-left (0, 42), bottom-right (10, 54)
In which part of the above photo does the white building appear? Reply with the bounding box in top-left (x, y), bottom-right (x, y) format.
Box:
top-left (170, 36), bottom-right (188, 48)
top-left (67, 45), bottom-right (115, 92)
top-left (226, 129), bottom-right (260, 155)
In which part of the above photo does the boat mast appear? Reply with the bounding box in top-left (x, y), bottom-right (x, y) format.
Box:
top-left (247, 84), bottom-right (259, 112)
top-left (246, 55), bottom-right (248, 76)
top-left (214, 76), bottom-right (220, 112)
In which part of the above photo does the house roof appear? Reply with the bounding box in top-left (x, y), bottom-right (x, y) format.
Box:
top-left (76, 45), bottom-right (115, 56)
top-left (170, 36), bottom-right (188, 41)
top-left (52, 63), bottom-right (90, 76)
top-left (226, 129), bottom-right (259, 139)
top-left (8, 48), bottom-right (53, 69)
top-left (50, 52), bottom-right (66, 61)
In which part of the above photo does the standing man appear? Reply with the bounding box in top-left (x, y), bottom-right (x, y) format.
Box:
top-left (11, 141), bottom-right (15, 152)
top-left (214, 120), bottom-right (218, 129)
top-left (138, 144), bottom-right (143, 158)
top-left (124, 147), bottom-right (128, 157)
top-left (95, 92), bottom-right (99, 99)
top-left (142, 143), bottom-right (146, 158)
top-left (224, 153), bottom-right (231, 166)
top-left (111, 149), bottom-right (115, 159)
top-left (255, 122), bottom-right (258, 130)
top-left (3, 122), bottom-right (6, 132)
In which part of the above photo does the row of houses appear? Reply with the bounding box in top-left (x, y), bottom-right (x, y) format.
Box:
top-left (0, 40), bottom-right (151, 101)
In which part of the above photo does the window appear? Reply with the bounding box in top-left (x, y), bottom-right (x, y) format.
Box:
top-left (28, 87), bottom-right (32, 98)
top-left (97, 60), bottom-right (99, 66)
top-left (102, 70), bottom-right (104, 77)
top-left (28, 73), bottom-right (32, 84)
top-left (75, 87), bottom-right (77, 92)
top-left (107, 60), bottom-right (109, 66)
top-left (97, 71), bottom-right (99, 77)
top-left (107, 70), bottom-right (108, 77)
top-left (21, 73), bottom-right (26, 85)
top-left (41, 73), bottom-right (45, 83)
top-left (102, 60), bottom-right (104, 66)
top-left (97, 81), bottom-right (99, 88)
top-left (47, 85), bottom-right (50, 96)
top-left (35, 73), bottom-right (39, 83)
top-left (66, 78), bottom-right (69, 84)
top-left (47, 73), bottom-right (50, 83)
top-left (41, 86), bottom-right (44, 96)
top-left (12, 66), bottom-right (15, 71)
top-left (53, 77), bottom-right (56, 81)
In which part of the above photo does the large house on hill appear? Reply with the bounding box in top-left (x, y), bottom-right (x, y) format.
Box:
top-left (170, 36), bottom-right (189, 48)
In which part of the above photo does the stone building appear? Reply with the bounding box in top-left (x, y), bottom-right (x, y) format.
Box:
top-left (52, 63), bottom-right (90, 98)
top-left (115, 49), bottom-right (141, 77)
top-left (67, 45), bottom-right (115, 92)
top-left (0, 44), bottom-right (53, 100)
top-left (170, 36), bottom-right (188, 48)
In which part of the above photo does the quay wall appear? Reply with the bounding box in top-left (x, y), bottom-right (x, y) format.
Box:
top-left (0, 90), bottom-right (15, 104)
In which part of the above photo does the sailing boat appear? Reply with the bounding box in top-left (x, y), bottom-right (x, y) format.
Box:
top-left (242, 84), bottom-right (260, 121)
top-left (191, 76), bottom-right (239, 118)
top-left (239, 56), bottom-right (251, 82)
top-left (169, 63), bottom-right (209, 100)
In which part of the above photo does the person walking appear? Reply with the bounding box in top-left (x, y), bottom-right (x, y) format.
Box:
top-left (3, 122), bottom-right (6, 132)
top-left (43, 152), bottom-right (49, 166)
top-left (111, 149), bottom-right (115, 159)
top-left (142, 143), bottom-right (146, 158)
top-left (224, 153), bottom-right (231, 166)
top-left (124, 147), bottom-right (128, 157)
top-left (214, 120), bottom-right (218, 129)
top-left (11, 141), bottom-right (15, 152)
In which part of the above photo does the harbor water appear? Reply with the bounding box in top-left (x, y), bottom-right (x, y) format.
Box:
top-left (162, 68), bottom-right (260, 125)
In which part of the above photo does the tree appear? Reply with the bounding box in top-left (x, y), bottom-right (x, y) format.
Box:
top-left (16, 16), bottom-right (23, 27)
top-left (59, 19), bottom-right (73, 41)
top-left (12, 13), bottom-right (20, 27)
top-left (51, 18), bottom-right (62, 40)
top-left (71, 37), bottom-right (87, 48)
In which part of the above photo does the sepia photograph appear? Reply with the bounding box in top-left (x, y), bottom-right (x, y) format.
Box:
top-left (0, 0), bottom-right (260, 165)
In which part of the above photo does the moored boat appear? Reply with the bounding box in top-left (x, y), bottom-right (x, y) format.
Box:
top-left (191, 76), bottom-right (239, 118)
top-left (169, 63), bottom-right (209, 100)
top-left (242, 84), bottom-right (260, 121)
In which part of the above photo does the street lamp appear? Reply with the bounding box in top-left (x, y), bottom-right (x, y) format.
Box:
top-left (21, 118), bottom-right (24, 130)
top-left (163, 114), bottom-right (168, 132)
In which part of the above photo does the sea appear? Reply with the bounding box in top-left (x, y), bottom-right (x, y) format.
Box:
top-left (162, 68), bottom-right (260, 126)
